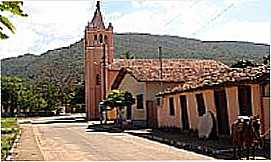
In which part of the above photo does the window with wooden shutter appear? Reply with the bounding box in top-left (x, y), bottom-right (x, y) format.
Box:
top-left (169, 97), bottom-right (175, 116)
top-left (238, 85), bottom-right (252, 116)
top-left (196, 93), bottom-right (206, 116)
top-left (136, 94), bottom-right (143, 109)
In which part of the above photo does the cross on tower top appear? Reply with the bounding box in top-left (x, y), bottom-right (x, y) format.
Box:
top-left (96, 1), bottom-right (100, 10)
top-left (89, 1), bottom-right (105, 29)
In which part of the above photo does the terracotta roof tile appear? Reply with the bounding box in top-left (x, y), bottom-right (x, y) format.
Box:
top-left (109, 58), bottom-right (229, 82)
top-left (158, 65), bottom-right (270, 96)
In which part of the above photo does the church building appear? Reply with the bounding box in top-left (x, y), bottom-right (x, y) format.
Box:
top-left (84, 1), bottom-right (228, 123)
top-left (84, 1), bottom-right (269, 134)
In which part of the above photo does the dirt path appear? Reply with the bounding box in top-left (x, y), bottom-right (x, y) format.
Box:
top-left (13, 125), bottom-right (44, 161)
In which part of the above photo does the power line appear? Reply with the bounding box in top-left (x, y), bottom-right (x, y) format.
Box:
top-left (107, 1), bottom-right (202, 51)
top-left (159, 0), bottom-right (203, 47)
top-left (117, 1), bottom-right (237, 55)
top-left (163, 0), bottom-right (202, 28)
top-left (190, 2), bottom-right (236, 37)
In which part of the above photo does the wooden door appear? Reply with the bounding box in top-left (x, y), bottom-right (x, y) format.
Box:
top-left (127, 105), bottom-right (132, 120)
top-left (238, 85), bottom-right (252, 116)
top-left (214, 89), bottom-right (230, 135)
top-left (146, 100), bottom-right (158, 128)
top-left (180, 95), bottom-right (190, 130)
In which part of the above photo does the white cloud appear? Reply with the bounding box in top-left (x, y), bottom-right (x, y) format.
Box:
top-left (108, 0), bottom-right (269, 44)
top-left (201, 21), bottom-right (270, 43)
top-left (0, 0), bottom-right (269, 60)
top-left (108, 0), bottom-right (223, 37)
top-left (0, 1), bottom-right (92, 59)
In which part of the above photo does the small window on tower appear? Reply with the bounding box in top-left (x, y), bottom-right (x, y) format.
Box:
top-left (94, 35), bottom-right (97, 41)
top-left (96, 74), bottom-right (101, 85)
top-left (99, 34), bottom-right (103, 43)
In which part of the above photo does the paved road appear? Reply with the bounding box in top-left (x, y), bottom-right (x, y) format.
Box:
top-left (14, 123), bottom-right (214, 160)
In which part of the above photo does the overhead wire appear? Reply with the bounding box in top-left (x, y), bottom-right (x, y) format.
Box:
top-left (117, 0), bottom-right (203, 55)
top-left (98, 1), bottom-right (239, 58)
top-left (163, 0), bottom-right (203, 28)
top-left (190, 2), bottom-right (236, 37)
top-left (157, 1), bottom-right (239, 58)
top-left (159, 0), bottom-right (202, 51)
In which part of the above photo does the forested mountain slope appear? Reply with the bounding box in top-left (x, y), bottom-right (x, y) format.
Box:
top-left (1, 33), bottom-right (269, 85)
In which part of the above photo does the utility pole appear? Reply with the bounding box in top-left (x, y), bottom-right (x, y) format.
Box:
top-left (158, 46), bottom-right (163, 80)
top-left (102, 43), bottom-right (107, 124)
top-left (103, 43), bottom-right (106, 100)
top-left (158, 46), bottom-right (163, 97)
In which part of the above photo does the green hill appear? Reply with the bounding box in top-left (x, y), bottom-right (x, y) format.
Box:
top-left (1, 33), bottom-right (270, 85)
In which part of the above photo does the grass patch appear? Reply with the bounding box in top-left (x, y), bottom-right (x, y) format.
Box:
top-left (1, 117), bottom-right (18, 128)
top-left (1, 117), bottom-right (19, 160)
top-left (1, 134), bottom-right (17, 160)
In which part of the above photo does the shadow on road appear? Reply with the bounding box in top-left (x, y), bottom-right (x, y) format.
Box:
top-left (86, 124), bottom-right (270, 160)
top-left (128, 128), bottom-right (270, 160)
top-left (86, 123), bottom-right (123, 133)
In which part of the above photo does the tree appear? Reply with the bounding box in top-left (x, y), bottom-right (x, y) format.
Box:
top-left (17, 84), bottom-right (32, 113)
top-left (1, 75), bottom-right (76, 117)
top-left (104, 90), bottom-right (134, 107)
top-left (69, 83), bottom-right (85, 112)
top-left (30, 94), bottom-right (47, 113)
top-left (1, 76), bottom-right (48, 116)
top-left (17, 84), bottom-right (47, 114)
top-left (35, 81), bottom-right (61, 113)
top-left (104, 89), bottom-right (135, 126)
top-left (231, 59), bottom-right (256, 68)
top-left (32, 62), bottom-right (81, 111)
top-left (0, 1), bottom-right (27, 39)
top-left (263, 55), bottom-right (270, 66)
top-left (1, 76), bottom-right (24, 115)
top-left (121, 51), bottom-right (134, 59)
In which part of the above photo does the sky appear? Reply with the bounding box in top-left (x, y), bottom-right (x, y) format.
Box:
top-left (0, 0), bottom-right (270, 59)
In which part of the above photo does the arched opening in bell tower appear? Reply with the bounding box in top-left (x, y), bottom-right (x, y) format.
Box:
top-left (99, 34), bottom-right (103, 44)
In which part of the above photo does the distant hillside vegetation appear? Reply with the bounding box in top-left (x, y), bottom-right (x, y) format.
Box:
top-left (1, 33), bottom-right (270, 85)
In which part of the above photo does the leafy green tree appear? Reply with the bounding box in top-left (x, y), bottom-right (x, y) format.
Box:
top-left (32, 62), bottom-right (81, 112)
top-left (104, 89), bottom-right (135, 125)
top-left (71, 83), bottom-right (85, 105)
top-left (2, 75), bottom-right (85, 116)
top-left (121, 51), bottom-right (134, 59)
top-left (17, 84), bottom-right (47, 114)
top-left (31, 94), bottom-right (47, 112)
top-left (0, 1), bottom-right (27, 39)
top-left (69, 83), bottom-right (85, 112)
top-left (263, 55), bottom-right (270, 66)
top-left (17, 85), bottom-right (32, 113)
top-left (231, 59), bottom-right (256, 68)
top-left (104, 89), bottom-right (134, 107)
top-left (61, 86), bottom-right (76, 112)
top-left (1, 76), bottom-right (24, 115)
top-left (35, 81), bottom-right (61, 113)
